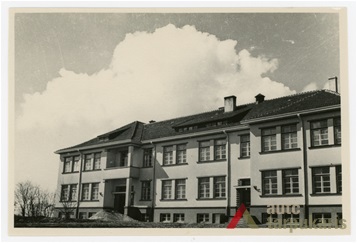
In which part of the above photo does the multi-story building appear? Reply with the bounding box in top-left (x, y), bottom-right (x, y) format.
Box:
top-left (54, 89), bottom-right (342, 224)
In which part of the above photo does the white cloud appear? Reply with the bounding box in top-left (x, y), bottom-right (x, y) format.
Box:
top-left (18, 24), bottom-right (295, 131)
top-left (16, 24), bottom-right (297, 189)
top-left (302, 82), bottom-right (318, 92)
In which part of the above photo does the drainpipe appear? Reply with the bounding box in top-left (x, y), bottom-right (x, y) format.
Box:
top-left (298, 114), bottom-right (309, 220)
top-left (76, 149), bottom-right (83, 219)
top-left (223, 130), bottom-right (231, 220)
top-left (150, 141), bottom-right (157, 222)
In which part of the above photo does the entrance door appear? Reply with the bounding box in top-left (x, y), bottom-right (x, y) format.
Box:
top-left (237, 188), bottom-right (251, 211)
top-left (114, 194), bottom-right (126, 214)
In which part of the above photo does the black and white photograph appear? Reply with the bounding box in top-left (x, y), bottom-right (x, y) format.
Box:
top-left (5, 6), bottom-right (353, 238)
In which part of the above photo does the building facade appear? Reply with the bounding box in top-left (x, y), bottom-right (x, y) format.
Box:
top-left (54, 90), bottom-right (342, 224)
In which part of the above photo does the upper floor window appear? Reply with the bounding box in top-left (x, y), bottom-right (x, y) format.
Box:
top-left (63, 155), bottom-right (80, 173)
top-left (214, 176), bottom-right (226, 198)
top-left (84, 154), bottom-right (93, 171)
top-left (312, 167), bottom-right (330, 194)
top-left (64, 158), bottom-right (72, 173)
top-left (143, 148), bottom-right (153, 167)
top-left (162, 180), bottom-right (172, 200)
top-left (175, 179), bottom-right (186, 199)
top-left (262, 128), bottom-right (277, 152)
top-left (311, 120), bottom-right (328, 146)
top-left (240, 134), bottom-right (250, 158)
top-left (199, 141), bottom-right (210, 161)
top-left (176, 144), bottom-right (187, 164)
top-left (282, 169), bottom-right (299, 194)
top-left (93, 153), bottom-right (101, 170)
top-left (336, 165), bottom-right (342, 194)
top-left (334, 117), bottom-right (341, 145)
top-left (262, 170), bottom-right (278, 195)
top-left (163, 146), bottom-right (173, 165)
top-left (281, 125), bottom-right (298, 150)
top-left (119, 151), bottom-right (128, 167)
top-left (214, 139), bottom-right (226, 160)
top-left (198, 177), bottom-right (210, 199)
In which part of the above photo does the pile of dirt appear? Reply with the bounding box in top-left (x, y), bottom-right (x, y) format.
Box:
top-left (89, 210), bottom-right (137, 222)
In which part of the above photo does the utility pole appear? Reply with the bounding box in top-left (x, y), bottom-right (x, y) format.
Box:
top-left (328, 76), bottom-right (338, 93)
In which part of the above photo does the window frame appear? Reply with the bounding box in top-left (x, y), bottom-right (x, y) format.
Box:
top-left (336, 165), bottom-right (342, 194)
top-left (312, 167), bottom-right (331, 194)
top-left (310, 120), bottom-right (329, 147)
top-left (281, 124), bottom-right (298, 150)
top-left (262, 170), bottom-right (278, 195)
top-left (175, 179), bottom-right (186, 199)
top-left (198, 177), bottom-right (210, 199)
top-left (160, 213), bottom-right (171, 223)
top-left (91, 183), bottom-right (100, 200)
top-left (240, 134), bottom-right (250, 158)
top-left (261, 127), bottom-right (277, 152)
top-left (214, 139), bottom-right (226, 160)
top-left (199, 141), bottom-right (211, 162)
top-left (176, 144), bottom-right (187, 164)
top-left (163, 146), bottom-right (174, 165)
top-left (141, 180), bottom-right (151, 201)
top-left (173, 213), bottom-right (185, 223)
top-left (334, 117), bottom-right (341, 145)
top-left (282, 169), bottom-right (299, 195)
top-left (83, 154), bottom-right (93, 171)
top-left (213, 176), bottom-right (226, 198)
top-left (197, 213), bottom-right (210, 223)
top-left (162, 180), bottom-right (172, 200)
top-left (81, 183), bottom-right (90, 201)
top-left (143, 148), bottom-right (153, 167)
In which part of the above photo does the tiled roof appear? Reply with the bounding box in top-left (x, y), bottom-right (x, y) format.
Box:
top-left (56, 90), bottom-right (340, 153)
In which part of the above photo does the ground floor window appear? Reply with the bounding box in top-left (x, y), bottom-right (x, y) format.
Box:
top-left (261, 213), bottom-right (278, 224)
top-left (160, 213), bottom-right (171, 223)
top-left (173, 213), bottom-right (185, 223)
top-left (312, 213), bottom-right (332, 226)
top-left (79, 212), bottom-right (87, 219)
top-left (283, 213), bottom-right (300, 225)
top-left (197, 213), bottom-right (210, 223)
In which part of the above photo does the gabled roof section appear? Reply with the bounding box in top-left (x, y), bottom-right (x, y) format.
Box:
top-left (55, 121), bottom-right (144, 153)
top-left (242, 89), bottom-right (340, 121)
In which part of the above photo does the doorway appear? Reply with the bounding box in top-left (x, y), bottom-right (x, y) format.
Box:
top-left (237, 188), bottom-right (251, 211)
top-left (114, 194), bottom-right (126, 214)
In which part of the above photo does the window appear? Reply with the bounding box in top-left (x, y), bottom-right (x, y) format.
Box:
top-left (312, 167), bottom-right (330, 194)
top-left (283, 169), bottom-right (299, 194)
top-left (199, 141), bottom-right (210, 161)
top-left (70, 184), bottom-right (77, 201)
top-left (312, 213), bottom-right (332, 225)
top-left (64, 158), bottom-right (72, 173)
top-left (282, 125), bottom-right (298, 150)
top-left (262, 128), bottom-right (277, 152)
top-left (283, 213), bottom-right (300, 225)
top-left (84, 154), bottom-right (92, 171)
top-left (160, 213), bottom-right (171, 222)
top-left (262, 171), bottom-right (278, 195)
top-left (262, 213), bottom-right (278, 224)
top-left (73, 156), bottom-right (80, 172)
top-left (143, 148), bottom-right (153, 167)
top-left (93, 153), bottom-right (101, 170)
top-left (197, 213), bottom-right (210, 223)
top-left (91, 183), bottom-right (99, 200)
top-left (61, 185), bottom-right (69, 201)
top-left (176, 144), bottom-right (187, 164)
top-left (88, 212), bottom-right (96, 218)
top-left (163, 146), bottom-right (173, 165)
top-left (141, 181), bottom-right (151, 200)
top-left (198, 177), bottom-right (210, 199)
top-left (173, 213), bottom-right (185, 223)
top-left (81, 184), bottom-right (90, 200)
top-left (336, 165), bottom-right (342, 194)
top-left (79, 212), bottom-right (87, 219)
top-left (214, 176), bottom-right (226, 198)
top-left (175, 179), bottom-right (186, 199)
top-left (334, 117), bottom-right (341, 145)
top-left (119, 151), bottom-right (128, 167)
top-left (214, 139), bottom-right (226, 160)
top-left (162, 180), bottom-right (172, 200)
top-left (311, 120), bottom-right (328, 146)
top-left (240, 134), bottom-right (250, 157)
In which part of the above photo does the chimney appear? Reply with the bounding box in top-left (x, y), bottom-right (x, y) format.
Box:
top-left (255, 93), bottom-right (265, 104)
top-left (149, 120), bottom-right (156, 123)
top-left (224, 95), bottom-right (236, 112)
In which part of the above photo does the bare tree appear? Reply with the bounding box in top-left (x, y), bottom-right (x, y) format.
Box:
top-left (14, 181), bottom-right (55, 217)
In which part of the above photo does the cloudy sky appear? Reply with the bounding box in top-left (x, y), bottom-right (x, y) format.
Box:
top-left (14, 12), bottom-right (340, 191)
